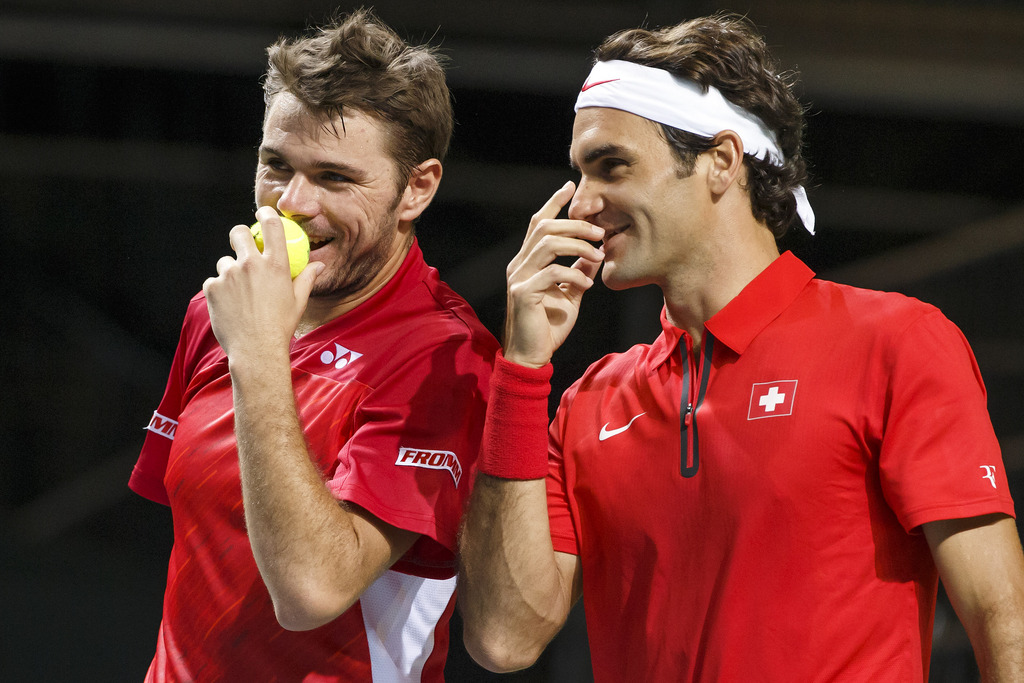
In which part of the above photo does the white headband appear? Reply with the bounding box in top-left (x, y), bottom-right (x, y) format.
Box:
top-left (575, 59), bottom-right (814, 234)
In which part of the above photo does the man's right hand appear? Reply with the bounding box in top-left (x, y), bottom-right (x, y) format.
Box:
top-left (503, 181), bottom-right (605, 368)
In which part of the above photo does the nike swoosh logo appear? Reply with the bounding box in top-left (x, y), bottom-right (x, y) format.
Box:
top-left (580, 78), bottom-right (620, 92)
top-left (599, 412), bottom-right (646, 441)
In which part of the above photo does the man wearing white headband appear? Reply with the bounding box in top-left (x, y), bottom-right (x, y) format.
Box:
top-left (460, 13), bottom-right (1024, 682)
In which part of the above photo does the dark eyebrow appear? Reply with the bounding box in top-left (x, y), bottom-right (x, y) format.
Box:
top-left (569, 143), bottom-right (631, 172)
top-left (258, 144), bottom-right (284, 159)
top-left (259, 145), bottom-right (361, 177)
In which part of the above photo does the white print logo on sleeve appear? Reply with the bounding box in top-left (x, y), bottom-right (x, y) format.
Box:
top-left (598, 412), bottom-right (647, 441)
top-left (747, 380), bottom-right (798, 420)
top-left (320, 343), bottom-right (363, 370)
top-left (396, 447), bottom-right (463, 487)
top-left (146, 411), bottom-right (178, 440)
top-left (980, 465), bottom-right (998, 489)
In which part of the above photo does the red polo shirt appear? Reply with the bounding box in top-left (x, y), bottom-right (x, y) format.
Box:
top-left (131, 241), bottom-right (498, 682)
top-left (546, 251), bottom-right (1013, 682)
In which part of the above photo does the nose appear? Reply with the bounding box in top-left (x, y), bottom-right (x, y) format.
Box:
top-left (275, 174), bottom-right (320, 220)
top-left (567, 176), bottom-right (602, 222)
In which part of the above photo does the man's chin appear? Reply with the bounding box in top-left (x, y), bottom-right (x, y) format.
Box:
top-left (601, 267), bottom-right (630, 291)
top-left (309, 273), bottom-right (355, 300)
top-left (601, 266), bottom-right (656, 293)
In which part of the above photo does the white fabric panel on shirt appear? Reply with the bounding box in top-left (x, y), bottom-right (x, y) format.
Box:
top-left (360, 570), bottom-right (457, 681)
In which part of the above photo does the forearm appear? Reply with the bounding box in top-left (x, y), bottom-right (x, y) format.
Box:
top-left (959, 540), bottom-right (1024, 683)
top-left (459, 474), bottom-right (576, 672)
top-left (201, 221), bottom-right (405, 628)
top-left (458, 353), bottom-right (576, 671)
top-left (970, 609), bottom-right (1024, 683)
top-left (458, 187), bottom-right (602, 668)
top-left (230, 355), bottom-right (386, 629)
top-left (926, 515), bottom-right (1024, 682)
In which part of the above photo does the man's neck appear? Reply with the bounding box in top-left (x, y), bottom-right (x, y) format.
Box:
top-left (295, 234), bottom-right (413, 337)
top-left (662, 225), bottom-right (779, 354)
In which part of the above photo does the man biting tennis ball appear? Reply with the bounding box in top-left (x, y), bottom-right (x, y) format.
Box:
top-left (129, 9), bottom-right (498, 682)
top-left (250, 214), bottom-right (309, 279)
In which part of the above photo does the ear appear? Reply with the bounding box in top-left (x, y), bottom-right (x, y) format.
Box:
top-left (397, 159), bottom-right (443, 223)
top-left (705, 130), bottom-right (745, 196)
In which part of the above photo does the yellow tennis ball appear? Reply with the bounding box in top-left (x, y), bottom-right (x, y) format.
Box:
top-left (249, 215), bottom-right (310, 279)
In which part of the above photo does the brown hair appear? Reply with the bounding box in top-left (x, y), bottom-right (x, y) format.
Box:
top-left (595, 13), bottom-right (808, 237)
top-left (263, 8), bottom-right (453, 188)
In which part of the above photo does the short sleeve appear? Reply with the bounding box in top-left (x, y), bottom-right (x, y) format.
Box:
top-left (327, 337), bottom-right (493, 574)
top-left (129, 306), bottom-right (195, 506)
top-left (879, 311), bottom-right (1015, 531)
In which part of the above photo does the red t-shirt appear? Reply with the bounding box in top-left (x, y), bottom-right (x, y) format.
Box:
top-left (546, 252), bottom-right (1014, 682)
top-left (131, 241), bottom-right (497, 682)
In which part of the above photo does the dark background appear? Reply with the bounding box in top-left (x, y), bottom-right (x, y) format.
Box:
top-left (2, 0), bottom-right (1022, 680)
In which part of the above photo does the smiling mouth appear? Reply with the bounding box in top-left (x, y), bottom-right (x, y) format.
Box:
top-left (308, 237), bottom-right (334, 251)
top-left (603, 225), bottom-right (629, 243)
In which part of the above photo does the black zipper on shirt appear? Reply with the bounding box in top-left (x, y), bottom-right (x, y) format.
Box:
top-left (680, 333), bottom-right (714, 478)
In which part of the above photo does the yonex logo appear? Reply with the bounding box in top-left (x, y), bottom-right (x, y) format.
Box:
top-left (146, 411), bottom-right (178, 440)
top-left (320, 343), bottom-right (363, 370)
top-left (748, 380), bottom-right (798, 420)
top-left (395, 447), bottom-right (463, 487)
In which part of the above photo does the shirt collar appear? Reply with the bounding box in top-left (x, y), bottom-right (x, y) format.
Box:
top-left (323, 238), bottom-right (429, 331)
top-left (649, 308), bottom-right (687, 370)
top-left (647, 251), bottom-right (815, 369)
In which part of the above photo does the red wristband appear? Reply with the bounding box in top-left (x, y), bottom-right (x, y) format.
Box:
top-left (478, 351), bottom-right (553, 480)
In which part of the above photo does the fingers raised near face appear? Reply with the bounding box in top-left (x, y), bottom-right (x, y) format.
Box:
top-left (215, 254), bottom-right (236, 276)
top-left (571, 253), bottom-right (603, 282)
top-left (254, 205), bottom-right (290, 258)
top-left (529, 180), bottom-right (577, 229)
top-left (292, 261), bottom-right (324, 302)
top-left (501, 184), bottom-right (606, 368)
top-left (228, 224), bottom-right (259, 259)
top-left (512, 262), bottom-right (596, 302)
top-left (509, 232), bottom-right (604, 282)
top-left (525, 181), bottom-right (604, 243)
top-left (511, 181), bottom-right (605, 279)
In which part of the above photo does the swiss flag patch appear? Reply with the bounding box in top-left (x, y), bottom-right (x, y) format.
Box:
top-left (748, 380), bottom-right (798, 420)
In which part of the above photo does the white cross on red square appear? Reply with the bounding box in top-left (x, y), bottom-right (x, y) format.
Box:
top-left (748, 380), bottom-right (798, 420)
